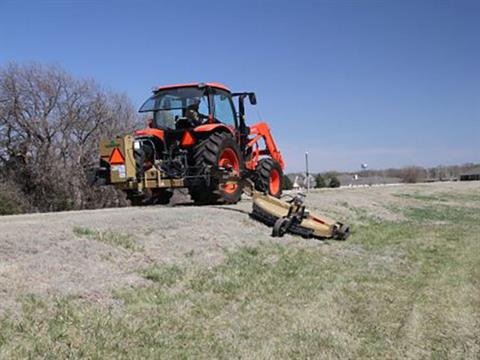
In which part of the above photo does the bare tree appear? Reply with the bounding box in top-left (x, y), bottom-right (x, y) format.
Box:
top-left (0, 62), bottom-right (140, 212)
top-left (401, 166), bottom-right (426, 183)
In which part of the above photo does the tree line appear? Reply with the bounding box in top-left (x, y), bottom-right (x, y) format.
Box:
top-left (354, 163), bottom-right (479, 183)
top-left (282, 173), bottom-right (340, 190)
top-left (281, 162), bottom-right (479, 191)
top-left (0, 63), bottom-right (140, 214)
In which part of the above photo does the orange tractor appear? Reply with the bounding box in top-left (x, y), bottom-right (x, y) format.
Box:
top-left (96, 82), bottom-right (285, 205)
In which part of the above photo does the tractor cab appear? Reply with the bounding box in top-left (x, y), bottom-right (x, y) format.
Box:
top-left (139, 83), bottom-right (238, 131)
top-left (138, 83), bottom-right (257, 145)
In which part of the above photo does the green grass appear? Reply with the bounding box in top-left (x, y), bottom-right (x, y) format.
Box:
top-left (395, 189), bottom-right (480, 204)
top-left (336, 201), bottom-right (378, 222)
top-left (140, 265), bottom-right (184, 286)
top-left (438, 191), bottom-right (480, 203)
top-left (73, 226), bottom-right (142, 251)
top-left (394, 192), bottom-right (449, 202)
top-left (402, 204), bottom-right (478, 223)
top-left (1, 190), bottom-right (479, 359)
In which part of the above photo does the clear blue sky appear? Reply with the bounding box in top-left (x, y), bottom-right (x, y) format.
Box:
top-left (1, 0), bottom-right (479, 172)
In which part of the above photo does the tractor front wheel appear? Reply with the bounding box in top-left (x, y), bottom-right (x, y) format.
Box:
top-left (255, 158), bottom-right (283, 198)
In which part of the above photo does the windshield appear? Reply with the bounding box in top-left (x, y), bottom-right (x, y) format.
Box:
top-left (139, 87), bottom-right (206, 112)
top-left (139, 87), bottom-right (209, 129)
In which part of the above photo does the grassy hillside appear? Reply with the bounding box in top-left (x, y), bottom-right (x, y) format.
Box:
top-left (0, 184), bottom-right (479, 358)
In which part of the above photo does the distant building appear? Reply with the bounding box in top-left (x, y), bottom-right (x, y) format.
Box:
top-left (460, 168), bottom-right (480, 181)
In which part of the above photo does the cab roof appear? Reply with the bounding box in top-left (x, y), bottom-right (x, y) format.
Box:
top-left (154, 82), bottom-right (231, 93)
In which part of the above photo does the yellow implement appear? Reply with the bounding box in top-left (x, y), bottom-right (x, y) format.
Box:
top-left (242, 180), bottom-right (349, 240)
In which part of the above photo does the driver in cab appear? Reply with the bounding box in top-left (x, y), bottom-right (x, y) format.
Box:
top-left (185, 98), bottom-right (209, 127)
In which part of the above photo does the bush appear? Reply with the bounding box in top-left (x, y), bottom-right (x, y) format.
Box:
top-left (0, 196), bottom-right (21, 215)
top-left (315, 174), bottom-right (326, 188)
top-left (328, 175), bottom-right (341, 188)
top-left (401, 166), bottom-right (426, 183)
top-left (0, 180), bottom-right (33, 215)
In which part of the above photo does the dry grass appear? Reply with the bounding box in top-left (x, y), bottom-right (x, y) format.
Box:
top-left (0, 183), bottom-right (479, 358)
top-left (73, 226), bottom-right (142, 252)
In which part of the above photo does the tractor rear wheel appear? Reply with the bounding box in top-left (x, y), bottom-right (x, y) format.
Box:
top-left (255, 158), bottom-right (283, 198)
top-left (190, 132), bottom-right (244, 204)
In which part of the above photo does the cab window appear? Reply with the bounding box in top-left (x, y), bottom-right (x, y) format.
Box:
top-left (198, 96), bottom-right (209, 116)
top-left (212, 91), bottom-right (236, 127)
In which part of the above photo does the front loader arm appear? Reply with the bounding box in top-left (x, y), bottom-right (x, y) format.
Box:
top-left (246, 122), bottom-right (285, 170)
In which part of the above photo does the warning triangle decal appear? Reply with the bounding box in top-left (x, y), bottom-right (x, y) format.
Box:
top-left (109, 147), bottom-right (125, 165)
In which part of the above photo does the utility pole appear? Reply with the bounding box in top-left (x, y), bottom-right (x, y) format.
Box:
top-left (305, 151), bottom-right (309, 192)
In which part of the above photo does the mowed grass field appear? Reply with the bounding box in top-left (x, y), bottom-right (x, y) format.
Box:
top-left (0, 182), bottom-right (479, 359)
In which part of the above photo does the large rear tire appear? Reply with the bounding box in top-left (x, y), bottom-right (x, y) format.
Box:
top-left (189, 132), bottom-right (243, 205)
top-left (255, 158), bottom-right (283, 198)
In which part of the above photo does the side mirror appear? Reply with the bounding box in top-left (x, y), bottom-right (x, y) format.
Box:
top-left (249, 93), bottom-right (257, 105)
